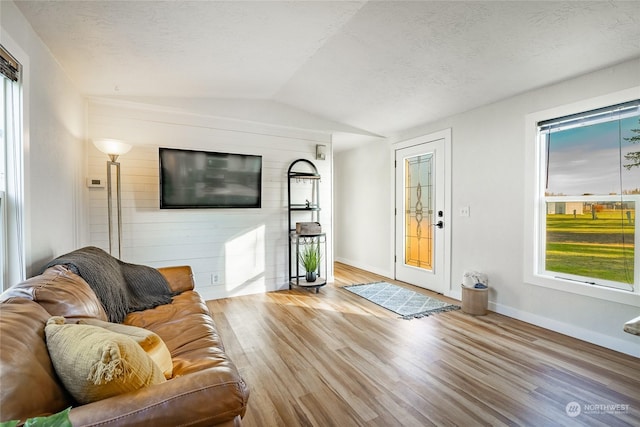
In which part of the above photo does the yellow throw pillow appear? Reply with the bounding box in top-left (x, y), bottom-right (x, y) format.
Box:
top-left (78, 318), bottom-right (173, 379)
top-left (44, 317), bottom-right (166, 404)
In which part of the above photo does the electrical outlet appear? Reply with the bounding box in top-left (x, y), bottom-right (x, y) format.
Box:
top-left (460, 206), bottom-right (470, 217)
top-left (213, 274), bottom-right (219, 284)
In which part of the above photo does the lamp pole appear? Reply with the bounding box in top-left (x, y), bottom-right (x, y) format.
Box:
top-left (93, 139), bottom-right (131, 259)
top-left (106, 154), bottom-right (123, 259)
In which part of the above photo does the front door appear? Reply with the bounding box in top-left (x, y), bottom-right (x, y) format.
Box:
top-left (394, 131), bottom-right (450, 294)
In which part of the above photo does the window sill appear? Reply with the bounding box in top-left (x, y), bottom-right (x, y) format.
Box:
top-left (525, 273), bottom-right (640, 307)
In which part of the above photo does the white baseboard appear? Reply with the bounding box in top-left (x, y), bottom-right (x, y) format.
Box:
top-left (334, 257), bottom-right (393, 280)
top-left (490, 302), bottom-right (639, 358)
top-left (448, 289), bottom-right (462, 301)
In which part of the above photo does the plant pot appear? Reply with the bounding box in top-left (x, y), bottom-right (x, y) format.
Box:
top-left (305, 271), bottom-right (317, 282)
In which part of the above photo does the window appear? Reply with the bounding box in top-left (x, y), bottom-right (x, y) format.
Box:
top-left (1, 44), bottom-right (25, 290)
top-left (1, 78), bottom-right (5, 290)
top-left (527, 94), bottom-right (640, 302)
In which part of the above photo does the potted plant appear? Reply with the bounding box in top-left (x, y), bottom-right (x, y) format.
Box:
top-left (299, 242), bottom-right (322, 282)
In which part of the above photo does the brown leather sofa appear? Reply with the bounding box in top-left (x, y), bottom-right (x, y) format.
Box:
top-left (0, 264), bottom-right (249, 426)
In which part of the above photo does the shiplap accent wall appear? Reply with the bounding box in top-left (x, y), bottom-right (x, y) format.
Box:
top-left (87, 100), bottom-right (332, 300)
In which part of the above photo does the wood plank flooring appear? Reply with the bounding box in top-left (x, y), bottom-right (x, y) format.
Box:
top-left (206, 262), bottom-right (640, 426)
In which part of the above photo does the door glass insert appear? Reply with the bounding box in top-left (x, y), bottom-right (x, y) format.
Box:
top-left (404, 153), bottom-right (433, 270)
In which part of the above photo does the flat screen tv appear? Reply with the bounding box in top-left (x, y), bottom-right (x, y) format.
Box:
top-left (159, 147), bottom-right (262, 209)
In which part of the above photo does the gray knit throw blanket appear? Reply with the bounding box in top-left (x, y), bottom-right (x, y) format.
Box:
top-left (40, 246), bottom-right (175, 323)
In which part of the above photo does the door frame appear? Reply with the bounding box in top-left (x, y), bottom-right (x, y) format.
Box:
top-left (390, 128), bottom-right (452, 296)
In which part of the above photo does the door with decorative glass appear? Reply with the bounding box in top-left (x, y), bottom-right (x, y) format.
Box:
top-left (395, 136), bottom-right (448, 294)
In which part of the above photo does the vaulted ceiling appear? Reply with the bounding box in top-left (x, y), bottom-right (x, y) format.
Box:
top-left (14, 1), bottom-right (640, 150)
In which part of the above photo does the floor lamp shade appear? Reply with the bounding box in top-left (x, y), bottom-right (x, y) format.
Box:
top-left (93, 138), bottom-right (132, 161)
top-left (92, 139), bottom-right (131, 258)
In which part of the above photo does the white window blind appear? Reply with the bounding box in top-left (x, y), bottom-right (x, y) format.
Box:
top-left (0, 44), bottom-right (20, 82)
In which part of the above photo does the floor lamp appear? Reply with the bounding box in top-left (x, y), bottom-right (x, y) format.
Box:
top-left (92, 139), bottom-right (131, 259)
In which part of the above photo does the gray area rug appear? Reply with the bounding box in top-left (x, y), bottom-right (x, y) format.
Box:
top-left (343, 281), bottom-right (460, 319)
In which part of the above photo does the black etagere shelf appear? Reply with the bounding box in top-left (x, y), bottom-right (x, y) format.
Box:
top-left (287, 159), bottom-right (327, 293)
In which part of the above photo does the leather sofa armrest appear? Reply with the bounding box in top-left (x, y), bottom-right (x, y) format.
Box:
top-left (624, 315), bottom-right (640, 335)
top-left (68, 367), bottom-right (249, 427)
top-left (157, 266), bottom-right (195, 294)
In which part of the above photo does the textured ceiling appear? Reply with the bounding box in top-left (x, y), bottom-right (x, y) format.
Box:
top-left (13, 0), bottom-right (640, 150)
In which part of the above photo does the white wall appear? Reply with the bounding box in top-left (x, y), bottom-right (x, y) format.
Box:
top-left (334, 142), bottom-right (393, 277)
top-left (87, 99), bottom-right (332, 300)
top-left (334, 58), bottom-right (640, 356)
top-left (1, 1), bottom-right (87, 279)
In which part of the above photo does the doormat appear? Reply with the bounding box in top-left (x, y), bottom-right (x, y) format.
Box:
top-left (343, 281), bottom-right (460, 319)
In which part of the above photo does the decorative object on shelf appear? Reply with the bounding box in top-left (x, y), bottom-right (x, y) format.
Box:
top-left (92, 138), bottom-right (132, 259)
top-left (296, 222), bottom-right (321, 234)
top-left (287, 159), bottom-right (327, 293)
top-left (299, 242), bottom-right (322, 282)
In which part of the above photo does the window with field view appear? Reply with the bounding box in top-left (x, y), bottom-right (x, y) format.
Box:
top-left (539, 100), bottom-right (639, 292)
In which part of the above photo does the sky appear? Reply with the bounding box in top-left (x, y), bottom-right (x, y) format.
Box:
top-left (547, 115), bottom-right (640, 196)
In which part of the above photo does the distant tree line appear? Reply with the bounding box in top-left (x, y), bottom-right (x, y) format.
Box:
top-left (624, 118), bottom-right (640, 170)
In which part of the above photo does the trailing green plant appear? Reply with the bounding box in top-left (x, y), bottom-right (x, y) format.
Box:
top-left (298, 242), bottom-right (322, 272)
top-left (1, 407), bottom-right (72, 427)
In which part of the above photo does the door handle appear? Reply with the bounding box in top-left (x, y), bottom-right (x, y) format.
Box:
top-left (435, 220), bottom-right (444, 229)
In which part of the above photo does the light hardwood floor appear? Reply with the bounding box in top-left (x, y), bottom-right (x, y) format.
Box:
top-left (206, 263), bottom-right (640, 426)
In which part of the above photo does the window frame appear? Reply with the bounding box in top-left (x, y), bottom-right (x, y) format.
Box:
top-left (0, 190), bottom-right (4, 290)
top-left (0, 39), bottom-right (26, 290)
top-left (524, 87), bottom-right (640, 307)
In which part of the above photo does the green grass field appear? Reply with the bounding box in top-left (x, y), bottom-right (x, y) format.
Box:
top-left (546, 209), bottom-right (635, 284)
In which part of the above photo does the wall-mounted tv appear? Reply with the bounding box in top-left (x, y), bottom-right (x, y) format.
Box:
top-left (159, 147), bottom-right (262, 209)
